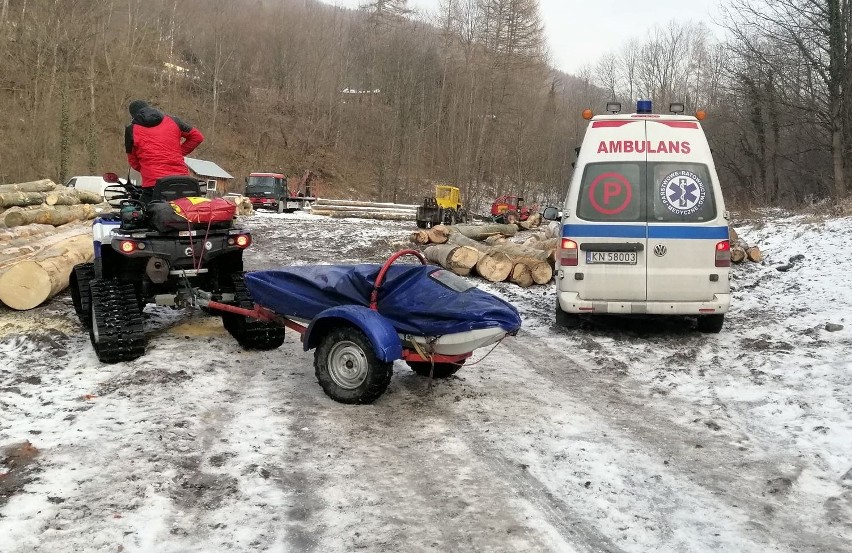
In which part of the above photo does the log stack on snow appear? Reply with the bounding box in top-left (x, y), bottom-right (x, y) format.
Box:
top-left (0, 179), bottom-right (109, 310)
top-left (309, 198), bottom-right (418, 221)
top-left (409, 217), bottom-right (558, 288)
top-left (729, 225), bottom-right (763, 264)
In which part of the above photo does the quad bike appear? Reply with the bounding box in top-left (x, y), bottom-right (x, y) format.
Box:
top-left (69, 173), bottom-right (284, 363)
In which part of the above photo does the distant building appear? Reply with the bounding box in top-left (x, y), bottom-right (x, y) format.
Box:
top-left (184, 157), bottom-right (234, 196)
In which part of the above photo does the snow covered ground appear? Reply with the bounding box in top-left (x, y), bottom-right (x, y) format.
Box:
top-left (1, 210), bottom-right (850, 552)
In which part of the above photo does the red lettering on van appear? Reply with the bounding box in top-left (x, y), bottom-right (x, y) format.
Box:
top-left (609, 141), bottom-right (622, 153)
top-left (681, 141), bottom-right (691, 154)
top-left (597, 141), bottom-right (608, 154)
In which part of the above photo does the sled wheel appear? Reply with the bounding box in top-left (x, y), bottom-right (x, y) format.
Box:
top-left (407, 359), bottom-right (464, 378)
top-left (314, 326), bottom-right (392, 404)
top-left (70, 262), bottom-right (95, 328)
top-left (222, 273), bottom-right (286, 350)
top-left (697, 314), bottom-right (724, 334)
top-left (88, 279), bottom-right (146, 363)
top-left (555, 301), bottom-right (582, 329)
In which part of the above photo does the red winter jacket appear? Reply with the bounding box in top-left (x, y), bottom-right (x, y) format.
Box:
top-left (125, 107), bottom-right (204, 188)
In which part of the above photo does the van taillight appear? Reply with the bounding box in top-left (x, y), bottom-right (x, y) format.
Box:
top-left (715, 240), bottom-right (730, 267)
top-left (560, 238), bottom-right (578, 266)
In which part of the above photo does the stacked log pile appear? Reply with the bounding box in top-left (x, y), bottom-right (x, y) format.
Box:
top-left (729, 226), bottom-right (763, 263)
top-left (409, 216), bottom-right (557, 288)
top-left (309, 198), bottom-right (418, 221)
top-left (0, 179), bottom-right (109, 310)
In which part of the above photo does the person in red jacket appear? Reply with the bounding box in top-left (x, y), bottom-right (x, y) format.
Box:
top-left (125, 100), bottom-right (204, 203)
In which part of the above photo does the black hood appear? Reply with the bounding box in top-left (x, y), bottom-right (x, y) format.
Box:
top-left (132, 106), bottom-right (165, 127)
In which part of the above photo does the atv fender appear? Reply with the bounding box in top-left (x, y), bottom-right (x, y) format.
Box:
top-left (303, 305), bottom-right (402, 362)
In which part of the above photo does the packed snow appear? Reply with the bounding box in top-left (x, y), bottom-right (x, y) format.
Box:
top-left (1, 210), bottom-right (850, 552)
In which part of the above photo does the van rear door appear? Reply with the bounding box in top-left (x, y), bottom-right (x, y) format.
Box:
top-left (644, 120), bottom-right (726, 302)
top-left (568, 120), bottom-right (648, 302)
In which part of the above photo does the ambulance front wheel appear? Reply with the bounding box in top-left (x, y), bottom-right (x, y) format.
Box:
top-left (555, 302), bottom-right (582, 330)
top-left (696, 314), bottom-right (724, 334)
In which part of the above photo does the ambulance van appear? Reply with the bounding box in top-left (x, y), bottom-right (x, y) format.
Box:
top-left (544, 100), bottom-right (731, 333)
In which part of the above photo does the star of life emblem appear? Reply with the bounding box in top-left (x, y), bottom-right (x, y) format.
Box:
top-left (660, 170), bottom-right (706, 215)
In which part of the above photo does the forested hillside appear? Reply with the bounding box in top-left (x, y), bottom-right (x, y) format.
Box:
top-left (0, 0), bottom-right (849, 209)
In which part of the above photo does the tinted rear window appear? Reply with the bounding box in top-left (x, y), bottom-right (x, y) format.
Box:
top-left (576, 162), bottom-right (716, 223)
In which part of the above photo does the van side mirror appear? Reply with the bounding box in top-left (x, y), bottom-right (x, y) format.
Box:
top-left (542, 206), bottom-right (561, 221)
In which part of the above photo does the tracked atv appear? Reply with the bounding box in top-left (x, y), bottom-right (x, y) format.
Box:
top-left (69, 173), bottom-right (284, 363)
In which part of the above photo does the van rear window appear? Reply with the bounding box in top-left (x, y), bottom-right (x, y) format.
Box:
top-left (576, 162), bottom-right (716, 222)
top-left (576, 163), bottom-right (643, 222)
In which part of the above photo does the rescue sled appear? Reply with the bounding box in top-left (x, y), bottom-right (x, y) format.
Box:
top-left (204, 250), bottom-right (521, 404)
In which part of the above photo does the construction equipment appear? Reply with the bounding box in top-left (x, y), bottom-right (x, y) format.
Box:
top-left (491, 194), bottom-right (537, 224)
top-left (245, 171), bottom-right (317, 213)
top-left (416, 184), bottom-right (467, 228)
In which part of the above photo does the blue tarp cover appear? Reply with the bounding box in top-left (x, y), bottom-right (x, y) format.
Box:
top-left (244, 265), bottom-right (522, 337)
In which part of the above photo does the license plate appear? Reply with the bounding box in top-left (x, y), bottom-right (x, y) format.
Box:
top-left (286, 202), bottom-right (300, 209)
top-left (586, 251), bottom-right (637, 264)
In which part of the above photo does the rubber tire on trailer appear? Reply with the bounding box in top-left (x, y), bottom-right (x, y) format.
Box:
top-left (555, 301), bottom-right (582, 329)
top-left (88, 279), bottom-right (146, 363)
top-left (222, 272), bottom-right (286, 350)
top-left (696, 314), bottom-right (724, 334)
top-left (70, 262), bottom-right (95, 328)
top-left (314, 326), bottom-right (393, 404)
top-left (407, 359), bottom-right (465, 378)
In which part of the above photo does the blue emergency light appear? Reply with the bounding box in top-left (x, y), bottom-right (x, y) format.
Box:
top-left (636, 99), bottom-right (653, 114)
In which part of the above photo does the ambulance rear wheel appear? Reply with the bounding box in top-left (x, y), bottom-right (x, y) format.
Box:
top-left (696, 314), bottom-right (724, 334)
top-left (555, 302), bottom-right (582, 329)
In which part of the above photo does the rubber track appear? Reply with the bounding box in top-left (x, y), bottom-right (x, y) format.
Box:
top-left (70, 263), bottom-right (95, 328)
top-left (223, 272), bottom-right (286, 350)
top-left (89, 279), bottom-right (146, 363)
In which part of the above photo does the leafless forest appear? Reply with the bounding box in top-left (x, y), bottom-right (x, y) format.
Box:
top-left (0, 0), bottom-right (850, 209)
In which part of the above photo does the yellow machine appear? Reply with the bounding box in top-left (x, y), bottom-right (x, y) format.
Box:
top-left (416, 184), bottom-right (467, 228)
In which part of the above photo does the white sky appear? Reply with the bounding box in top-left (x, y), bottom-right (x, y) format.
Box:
top-left (323, 0), bottom-right (722, 74)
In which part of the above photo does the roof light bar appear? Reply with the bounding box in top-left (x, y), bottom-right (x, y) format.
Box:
top-left (636, 99), bottom-right (653, 114)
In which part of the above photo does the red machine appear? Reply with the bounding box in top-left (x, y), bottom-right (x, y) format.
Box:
top-left (490, 194), bottom-right (537, 224)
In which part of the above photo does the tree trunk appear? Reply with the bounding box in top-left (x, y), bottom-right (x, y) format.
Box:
top-left (509, 263), bottom-right (533, 287)
top-left (490, 242), bottom-right (549, 262)
top-left (518, 212), bottom-right (542, 229)
top-left (0, 224), bottom-right (57, 242)
top-left (746, 246), bottom-right (763, 262)
top-left (409, 230), bottom-right (430, 245)
top-left (313, 198), bottom-right (419, 209)
top-left (730, 247), bottom-right (747, 264)
top-left (0, 180), bottom-right (58, 193)
top-left (0, 191), bottom-right (46, 208)
top-left (325, 211), bottom-right (416, 221)
top-left (0, 234), bottom-right (94, 310)
top-left (0, 225), bottom-right (90, 265)
top-left (45, 189), bottom-right (103, 205)
top-left (450, 223), bottom-right (518, 240)
top-left (2, 203), bottom-right (110, 227)
top-left (427, 224), bottom-right (450, 244)
top-left (511, 257), bottom-right (553, 284)
top-left (474, 251), bottom-right (513, 282)
top-left (484, 235), bottom-right (508, 246)
top-left (423, 244), bottom-right (479, 275)
top-left (446, 230), bottom-right (490, 254)
top-left (309, 204), bottom-right (415, 214)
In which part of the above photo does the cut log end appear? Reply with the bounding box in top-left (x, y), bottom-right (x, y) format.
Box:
top-left (0, 261), bottom-right (54, 310)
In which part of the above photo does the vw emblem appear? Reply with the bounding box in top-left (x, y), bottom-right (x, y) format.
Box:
top-left (654, 244), bottom-right (668, 257)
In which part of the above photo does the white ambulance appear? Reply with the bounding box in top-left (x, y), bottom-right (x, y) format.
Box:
top-left (544, 100), bottom-right (731, 333)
